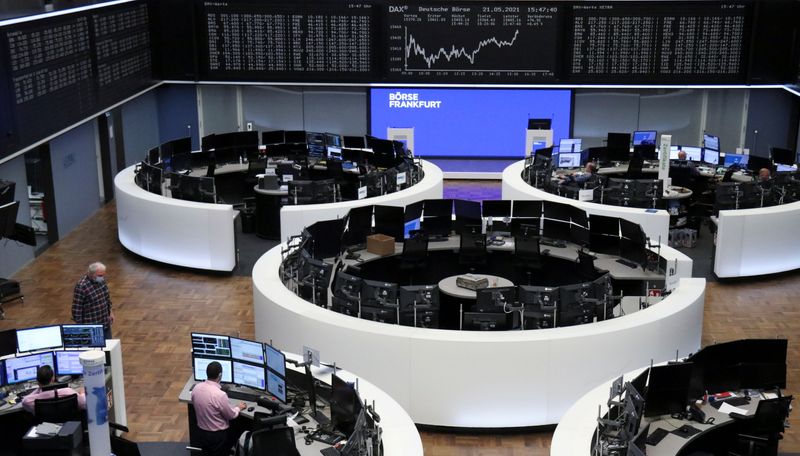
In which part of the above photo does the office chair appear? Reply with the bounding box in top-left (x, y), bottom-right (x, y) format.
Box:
top-left (459, 230), bottom-right (487, 270)
top-left (577, 250), bottom-right (597, 280)
top-left (243, 158), bottom-right (266, 195)
top-left (250, 426), bottom-right (301, 456)
top-left (312, 179), bottom-right (336, 203)
top-left (400, 230), bottom-right (429, 285)
top-left (514, 230), bottom-right (543, 276)
top-left (625, 156), bottom-right (644, 179)
top-left (34, 394), bottom-right (81, 424)
top-left (729, 396), bottom-right (793, 456)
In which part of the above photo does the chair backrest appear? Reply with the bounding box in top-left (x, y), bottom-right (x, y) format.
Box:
top-left (627, 156), bottom-right (644, 175)
top-left (402, 231), bottom-right (429, 261)
top-left (515, 232), bottom-right (541, 261)
top-left (459, 231), bottom-right (486, 254)
top-left (749, 396), bottom-right (793, 435)
top-left (250, 426), bottom-right (300, 456)
top-left (247, 159), bottom-right (266, 176)
top-left (34, 393), bottom-right (80, 424)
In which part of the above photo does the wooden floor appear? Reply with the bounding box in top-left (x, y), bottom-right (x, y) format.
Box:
top-left (2, 199), bottom-right (799, 454)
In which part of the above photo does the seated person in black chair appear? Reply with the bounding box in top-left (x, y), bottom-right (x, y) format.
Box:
top-left (674, 150), bottom-right (700, 175)
top-left (22, 365), bottom-right (86, 415)
top-left (757, 167), bottom-right (773, 188)
top-left (558, 162), bottom-right (596, 187)
top-left (191, 361), bottom-right (247, 456)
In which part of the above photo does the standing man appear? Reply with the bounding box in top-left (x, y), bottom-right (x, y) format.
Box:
top-left (191, 361), bottom-right (247, 456)
top-left (72, 262), bottom-right (114, 340)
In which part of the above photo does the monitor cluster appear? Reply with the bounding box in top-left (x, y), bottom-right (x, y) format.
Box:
top-left (594, 339), bottom-right (789, 455)
top-left (190, 333), bottom-right (287, 403)
top-left (0, 324), bottom-right (107, 387)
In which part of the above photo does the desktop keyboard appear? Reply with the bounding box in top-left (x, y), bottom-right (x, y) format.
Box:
top-left (646, 427), bottom-right (670, 446)
top-left (309, 429), bottom-right (344, 446)
top-left (615, 258), bottom-right (639, 269)
top-left (223, 388), bottom-right (260, 403)
top-left (320, 447), bottom-right (341, 456)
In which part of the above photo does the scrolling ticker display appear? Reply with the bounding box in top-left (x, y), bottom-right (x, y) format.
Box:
top-left (385, 3), bottom-right (562, 82)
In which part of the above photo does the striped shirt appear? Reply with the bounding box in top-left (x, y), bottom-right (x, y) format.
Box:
top-left (72, 275), bottom-right (112, 329)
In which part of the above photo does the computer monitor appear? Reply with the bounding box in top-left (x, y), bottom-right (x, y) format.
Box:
top-left (229, 337), bottom-right (265, 365)
top-left (512, 200), bottom-right (543, 218)
top-left (306, 218), bottom-right (345, 259)
top-left (147, 146), bottom-right (160, 164)
top-left (463, 312), bottom-right (510, 331)
top-left (284, 130), bottom-right (307, 144)
top-left (326, 133), bottom-right (342, 148)
top-left (0, 328), bottom-right (17, 357)
top-left (344, 205), bottom-right (373, 247)
top-left (453, 199), bottom-right (481, 234)
top-left (399, 285), bottom-right (439, 313)
top-left (557, 152), bottom-right (582, 168)
top-left (16, 325), bottom-right (63, 353)
top-left (534, 146), bottom-right (554, 158)
top-left (518, 285), bottom-right (558, 310)
top-left (331, 374), bottom-right (362, 435)
top-left (527, 118), bottom-right (551, 129)
top-left (333, 271), bottom-right (363, 301)
top-left (374, 205), bottom-right (404, 242)
top-left (191, 333), bottom-right (231, 357)
top-left (233, 361), bottom-right (267, 390)
top-left (5, 351), bottom-right (54, 384)
top-left (360, 305), bottom-right (398, 324)
top-left (558, 283), bottom-right (595, 326)
top-left (361, 280), bottom-right (398, 308)
top-left (771, 147), bottom-right (795, 165)
top-left (475, 287), bottom-right (515, 312)
top-left (0, 360), bottom-right (4, 387)
top-left (61, 324), bottom-right (105, 348)
top-left (266, 369), bottom-right (287, 403)
top-left (607, 132), bottom-right (631, 150)
top-left (421, 215), bottom-right (451, 237)
top-left (723, 153), bottom-right (749, 168)
top-left (559, 138), bottom-right (582, 153)
top-left (702, 149), bottom-right (720, 166)
top-left (343, 136), bottom-right (366, 149)
top-left (747, 155), bottom-right (772, 173)
top-left (670, 146), bottom-right (702, 161)
top-left (633, 144), bottom-right (657, 160)
top-left (543, 201), bottom-right (572, 223)
top-left (403, 218), bottom-right (421, 239)
top-left (55, 350), bottom-right (83, 376)
top-left (262, 130), bottom-right (285, 145)
top-left (644, 363), bottom-right (693, 417)
top-left (192, 355), bottom-right (232, 383)
top-left (482, 200), bottom-right (511, 218)
top-left (703, 133), bottom-right (720, 151)
top-left (423, 199), bottom-right (453, 217)
top-left (265, 344), bottom-right (286, 377)
top-left (632, 130), bottom-right (657, 146)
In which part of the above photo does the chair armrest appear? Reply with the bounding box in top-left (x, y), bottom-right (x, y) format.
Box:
top-left (729, 412), bottom-right (754, 421)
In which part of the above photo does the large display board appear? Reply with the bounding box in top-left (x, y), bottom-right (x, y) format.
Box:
top-left (0, 0), bottom-right (154, 160)
top-left (568, 2), bottom-right (751, 82)
top-left (198, 1), bottom-right (377, 81)
top-left (385, 3), bottom-right (561, 82)
top-left (370, 88), bottom-right (571, 157)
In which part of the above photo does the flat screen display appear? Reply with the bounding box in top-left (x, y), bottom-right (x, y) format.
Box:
top-left (5, 352), bottom-right (54, 384)
top-left (16, 325), bottom-right (63, 353)
top-left (61, 324), bottom-right (106, 348)
top-left (557, 152), bottom-right (581, 168)
top-left (55, 350), bottom-right (84, 376)
top-left (370, 88), bottom-right (571, 157)
top-left (703, 134), bottom-right (720, 151)
top-left (230, 337), bottom-right (265, 365)
top-left (232, 361), bottom-right (266, 390)
top-left (702, 150), bottom-right (719, 166)
top-left (191, 333), bottom-right (231, 357)
top-left (266, 369), bottom-right (287, 402)
top-left (670, 146), bottom-right (702, 161)
top-left (724, 153), bottom-right (749, 168)
top-left (558, 138), bottom-right (582, 153)
top-left (632, 131), bottom-right (657, 146)
top-left (265, 344), bottom-right (286, 377)
top-left (192, 356), bottom-right (232, 383)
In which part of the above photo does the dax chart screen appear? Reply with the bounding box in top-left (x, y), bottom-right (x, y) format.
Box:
top-left (385, 3), bottom-right (562, 82)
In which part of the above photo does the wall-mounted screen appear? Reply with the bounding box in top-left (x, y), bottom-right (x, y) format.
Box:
top-left (370, 88), bottom-right (571, 157)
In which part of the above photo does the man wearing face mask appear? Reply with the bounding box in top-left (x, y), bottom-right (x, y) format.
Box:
top-left (72, 261), bottom-right (115, 339)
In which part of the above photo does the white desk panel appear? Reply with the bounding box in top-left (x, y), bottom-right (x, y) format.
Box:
top-left (501, 160), bottom-right (671, 246)
top-left (278, 160), bottom-right (443, 241)
top-left (253, 241), bottom-right (703, 428)
top-left (115, 166), bottom-right (237, 271)
top-left (714, 201), bottom-right (800, 278)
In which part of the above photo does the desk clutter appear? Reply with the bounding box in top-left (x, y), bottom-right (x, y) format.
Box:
top-left (277, 198), bottom-right (672, 331)
top-left (592, 339), bottom-right (792, 456)
top-left (133, 129), bottom-right (423, 205)
top-left (186, 333), bottom-right (383, 455)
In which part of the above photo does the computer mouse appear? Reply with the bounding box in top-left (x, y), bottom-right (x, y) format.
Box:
top-left (247, 406), bottom-right (254, 412)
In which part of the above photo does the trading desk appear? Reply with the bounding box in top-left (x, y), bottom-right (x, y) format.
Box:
top-left (177, 352), bottom-right (423, 456)
top-left (254, 235), bottom-right (703, 428)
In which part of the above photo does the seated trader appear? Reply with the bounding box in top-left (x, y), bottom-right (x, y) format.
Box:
top-left (758, 167), bottom-right (772, 186)
top-left (191, 361), bottom-right (247, 456)
top-left (559, 162), bottom-right (596, 187)
top-left (22, 365), bottom-right (86, 415)
top-left (674, 150), bottom-right (700, 175)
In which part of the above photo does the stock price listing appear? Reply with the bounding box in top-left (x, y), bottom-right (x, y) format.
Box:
top-left (386, 3), bottom-right (562, 82)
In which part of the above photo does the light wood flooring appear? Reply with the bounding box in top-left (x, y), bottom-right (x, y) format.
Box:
top-left (1, 198), bottom-right (798, 454)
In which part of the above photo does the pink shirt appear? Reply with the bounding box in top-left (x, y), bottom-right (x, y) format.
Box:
top-left (22, 387), bottom-right (86, 414)
top-left (191, 380), bottom-right (240, 432)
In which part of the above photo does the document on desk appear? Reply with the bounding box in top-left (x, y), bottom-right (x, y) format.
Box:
top-left (718, 402), bottom-right (749, 416)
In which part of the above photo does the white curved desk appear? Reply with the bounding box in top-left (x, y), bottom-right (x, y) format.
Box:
top-left (278, 160), bottom-right (444, 241)
top-left (115, 165), bottom-right (238, 271)
top-left (253, 244), bottom-right (702, 428)
top-left (714, 200), bottom-right (800, 278)
top-left (502, 160), bottom-right (671, 244)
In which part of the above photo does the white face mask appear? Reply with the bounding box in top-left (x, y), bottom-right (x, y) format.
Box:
top-left (94, 276), bottom-right (105, 284)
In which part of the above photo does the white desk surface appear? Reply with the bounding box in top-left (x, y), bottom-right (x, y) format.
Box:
top-left (438, 275), bottom-right (514, 299)
top-left (253, 185), bottom-right (288, 196)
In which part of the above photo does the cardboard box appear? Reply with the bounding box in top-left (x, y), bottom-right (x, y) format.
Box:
top-left (367, 234), bottom-right (395, 256)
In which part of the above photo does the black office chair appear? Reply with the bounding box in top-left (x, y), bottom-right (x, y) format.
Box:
top-left (577, 249), bottom-right (597, 280)
top-left (34, 394), bottom-right (81, 424)
top-left (514, 230), bottom-right (543, 283)
top-left (459, 230), bottom-right (487, 270)
top-left (400, 230), bottom-right (429, 285)
top-left (250, 426), bottom-right (300, 456)
top-left (243, 158), bottom-right (266, 195)
top-left (312, 178), bottom-right (336, 203)
top-left (728, 396), bottom-right (793, 456)
top-left (625, 156), bottom-right (644, 179)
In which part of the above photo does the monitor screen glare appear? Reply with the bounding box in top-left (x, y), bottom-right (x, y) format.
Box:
top-left (16, 325), bottom-right (63, 353)
top-left (632, 131), bottom-right (657, 146)
top-left (558, 138), bottom-right (582, 153)
top-left (557, 152), bottom-right (582, 168)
